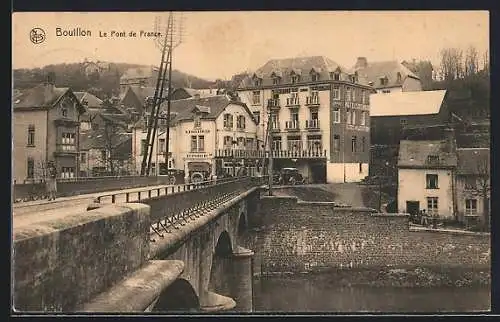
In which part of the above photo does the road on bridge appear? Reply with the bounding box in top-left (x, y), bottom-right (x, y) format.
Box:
top-left (12, 184), bottom-right (182, 230)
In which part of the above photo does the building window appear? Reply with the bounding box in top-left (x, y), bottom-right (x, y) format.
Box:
top-left (334, 73), bottom-right (340, 81)
top-left (465, 199), bottom-right (478, 216)
top-left (362, 91), bottom-right (369, 104)
top-left (311, 73), bottom-right (319, 82)
top-left (346, 110), bottom-right (352, 125)
top-left (223, 135), bottom-right (232, 147)
top-left (271, 114), bottom-right (280, 130)
top-left (426, 174), bottom-right (439, 189)
top-left (464, 176), bottom-right (477, 190)
top-left (194, 115), bottom-right (201, 128)
top-left (333, 135), bottom-right (340, 152)
top-left (80, 152), bottom-right (86, 163)
top-left (427, 197), bottom-right (438, 215)
top-left (273, 77), bottom-right (281, 85)
top-left (400, 118), bottom-right (408, 127)
top-left (198, 135), bottom-right (205, 152)
top-left (352, 88), bottom-right (357, 101)
top-left (237, 115), bottom-right (246, 130)
top-left (252, 91), bottom-right (261, 105)
top-left (351, 136), bottom-right (357, 152)
top-left (287, 136), bottom-right (302, 151)
top-left (427, 155), bottom-right (440, 164)
top-left (333, 86), bottom-right (340, 100)
top-left (333, 108), bottom-right (340, 123)
top-left (141, 139), bottom-right (147, 155)
top-left (27, 157), bottom-right (34, 179)
top-left (27, 125), bottom-right (35, 146)
top-left (159, 139), bottom-right (166, 153)
top-left (360, 111), bottom-right (367, 126)
top-left (351, 110), bottom-right (356, 125)
top-left (380, 77), bottom-right (388, 86)
top-left (359, 162), bottom-right (363, 173)
top-left (253, 111), bottom-right (260, 125)
top-left (191, 135), bottom-right (197, 152)
top-left (346, 87), bottom-right (352, 101)
top-left (291, 75), bottom-right (300, 84)
top-left (272, 136), bottom-right (282, 151)
top-left (245, 138), bottom-right (254, 149)
top-left (223, 113), bottom-right (233, 129)
top-left (254, 79), bottom-right (262, 87)
top-left (61, 167), bottom-right (75, 179)
top-left (361, 137), bottom-right (366, 152)
top-left (61, 108), bottom-right (68, 117)
top-left (307, 135), bottom-right (322, 151)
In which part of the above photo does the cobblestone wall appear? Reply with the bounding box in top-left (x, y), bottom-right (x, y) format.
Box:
top-left (243, 196), bottom-right (490, 274)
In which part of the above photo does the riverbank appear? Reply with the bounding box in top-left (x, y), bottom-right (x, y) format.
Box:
top-left (256, 266), bottom-right (491, 288)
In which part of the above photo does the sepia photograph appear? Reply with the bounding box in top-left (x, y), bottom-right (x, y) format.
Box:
top-left (11, 10), bottom-right (490, 314)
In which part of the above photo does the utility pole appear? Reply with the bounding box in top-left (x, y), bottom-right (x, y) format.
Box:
top-left (267, 109), bottom-right (273, 196)
top-left (140, 12), bottom-right (184, 176)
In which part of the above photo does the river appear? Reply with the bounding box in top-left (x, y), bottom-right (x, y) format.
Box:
top-left (253, 275), bottom-right (491, 313)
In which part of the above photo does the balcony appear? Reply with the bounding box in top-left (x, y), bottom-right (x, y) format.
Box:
top-left (270, 149), bottom-right (327, 159)
top-left (305, 119), bottom-right (320, 130)
top-left (270, 122), bottom-right (281, 133)
top-left (285, 121), bottom-right (300, 131)
top-left (305, 96), bottom-right (320, 106)
top-left (215, 149), bottom-right (266, 159)
top-left (54, 144), bottom-right (77, 156)
top-left (286, 97), bottom-right (300, 107)
top-left (267, 98), bottom-right (281, 110)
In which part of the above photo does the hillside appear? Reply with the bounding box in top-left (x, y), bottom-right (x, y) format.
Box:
top-left (12, 62), bottom-right (214, 100)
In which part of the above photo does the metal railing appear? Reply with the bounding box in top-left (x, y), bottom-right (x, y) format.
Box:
top-left (305, 119), bottom-right (320, 129)
top-left (285, 121), bottom-right (300, 131)
top-left (267, 99), bottom-right (281, 109)
top-left (286, 97), bottom-right (300, 106)
top-left (269, 149), bottom-right (327, 158)
top-left (306, 96), bottom-right (320, 105)
top-left (215, 149), bottom-right (267, 158)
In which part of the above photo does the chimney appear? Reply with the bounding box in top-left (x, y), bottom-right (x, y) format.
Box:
top-left (44, 72), bottom-right (56, 97)
top-left (355, 57), bottom-right (368, 69)
top-left (443, 127), bottom-right (456, 153)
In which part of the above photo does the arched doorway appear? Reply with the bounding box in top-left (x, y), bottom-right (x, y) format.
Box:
top-left (152, 279), bottom-right (200, 312)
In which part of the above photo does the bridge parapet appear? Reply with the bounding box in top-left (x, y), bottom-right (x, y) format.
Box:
top-left (13, 203), bottom-right (150, 312)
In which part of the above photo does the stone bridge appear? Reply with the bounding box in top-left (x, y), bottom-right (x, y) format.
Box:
top-left (13, 176), bottom-right (265, 313)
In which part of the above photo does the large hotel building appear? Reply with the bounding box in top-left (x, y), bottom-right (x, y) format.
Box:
top-left (236, 56), bottom-right (374, 183)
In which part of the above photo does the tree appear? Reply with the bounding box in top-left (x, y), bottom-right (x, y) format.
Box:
top-left (464, 45), bottom-right (479, 77)
top-left (470, 156), bottom-right (491, 229)
top-left (439, 47), bottom-right (464, 82)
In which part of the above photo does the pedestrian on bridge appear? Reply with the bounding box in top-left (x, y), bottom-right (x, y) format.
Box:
top-left (46, 161), bottom-right (58, 201)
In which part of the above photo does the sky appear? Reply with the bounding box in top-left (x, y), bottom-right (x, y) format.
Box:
top-left (12, 11), bottom-right (489, 81)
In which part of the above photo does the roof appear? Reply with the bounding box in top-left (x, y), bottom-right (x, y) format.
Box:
top-left (13, 84), bottom-right (69, 108)
top-left (238, 56), bottom-right (369, 88)
top-left (125, 85), bottom-right (168, 103)
top-left (80, 130), bottom-right (132, 150)
top-left (174, 88), bottom-right (216, 98)
top-left (353, 60), bottom-right (420, 89)
top-left (370, 90), bottom-right (447, 117)
top-left (398, 140), bottom-right (458, 168)
top-left (456, 148), bottom-right (490, 175)
top-left (120, 66), bottom-right (158, 82)
top-left (73, 91), bottom-right (103, 109)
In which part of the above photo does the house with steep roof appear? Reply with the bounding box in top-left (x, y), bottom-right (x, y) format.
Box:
top-left (397, 129), bottom-right (458, 219)
top-left (119, 85), bottom-right (169, 117)
top-left (132, 95), bottom-right (258, 181)
top-left (353, 57), bottom-right (423, 93)
top-left (13, 81), bottom-right (86, 182)
top-left (236, 55), bottom-right (375, 183)
top-left (170, 88), bottom-right (218, 101)
top-left (73, 91), bottom-right (104, 131)
top-left (370, 90), bottom-right (450, 145)
top-left (119, 66), bottom-right (159, 95)
top-left (455, 147), bottom-right (490, 226)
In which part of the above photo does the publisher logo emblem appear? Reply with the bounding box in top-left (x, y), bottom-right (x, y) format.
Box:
top-left (30, 28), bottom-right (46, 44)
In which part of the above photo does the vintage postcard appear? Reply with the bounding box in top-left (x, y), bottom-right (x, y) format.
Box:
top-left (11, 11), bottom-right (490, 314)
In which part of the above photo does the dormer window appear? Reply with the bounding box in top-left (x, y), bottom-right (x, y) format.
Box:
top-left (273, 77), bottom-right (281, 85)
top-left (61, 108), bottom-right (68, 117)
top-left (311, 73), bottom-right (319, 82)
top-left (291, 75), bottom-right (300, 84)
top-left (194, 114), bottom-right (201, 128)
top-left (253, 76), bottom-right (262, 87)
top-left (352, 72), bottom-right (358, 83)
top-left (380, 76), bottom-right (389, 86)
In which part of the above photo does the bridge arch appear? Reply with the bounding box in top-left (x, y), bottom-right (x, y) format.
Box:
top-left (151, 278), bottom-right (200, 312)
top-left (237, 212), bottom-right (247, 235)
top-left (208, 230), bottom-right (234, 297)
top-left (214, 230), bottom-right (233, 256)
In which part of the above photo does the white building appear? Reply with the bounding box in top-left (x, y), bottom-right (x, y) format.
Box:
top-left (236, 55), bottom-right (373, 183)
top-left (397, 130), bottom-right (458, 219)
top-left (132, 95), bottom-right (259, 182)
